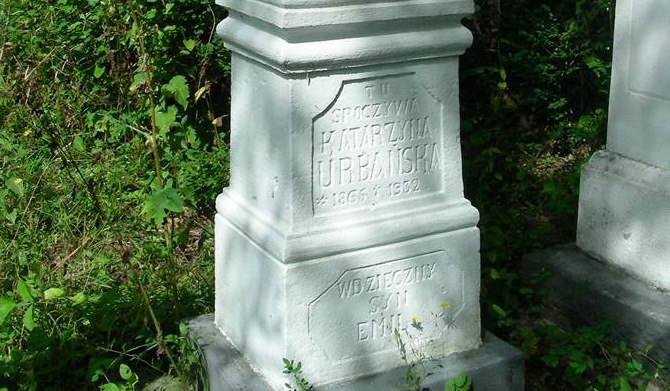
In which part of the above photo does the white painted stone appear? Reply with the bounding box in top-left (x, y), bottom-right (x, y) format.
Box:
top-left (577, 0), bottom-right (670, 290)
top-left (606, 0), bottom-right (670, 170)
top-left (214, 1), bottom-right (479, 389)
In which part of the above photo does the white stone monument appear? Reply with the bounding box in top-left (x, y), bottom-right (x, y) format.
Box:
top-left (188, 1), bottom-right (524, 390)
top-left (577, 0), bottom-right (670, 290)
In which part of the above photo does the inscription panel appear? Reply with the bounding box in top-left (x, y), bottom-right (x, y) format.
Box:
top-left (312, 74), bottom-right (443, 214)
top-left (307, 252), bottom-right (465, 362)
top-left (628, 0), bottom-right (670, 101)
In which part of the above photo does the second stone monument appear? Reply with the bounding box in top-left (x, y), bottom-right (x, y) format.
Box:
top-left (195, 0), bottom-right (524, 389)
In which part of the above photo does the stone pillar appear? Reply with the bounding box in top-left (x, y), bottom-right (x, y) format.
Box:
top-left (201, 1), bottom-right (523, 390)
top-left (577, 0), bottom-right (670, 290)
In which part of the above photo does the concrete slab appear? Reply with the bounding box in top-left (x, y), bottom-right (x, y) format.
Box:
top-left (522, 244), bottom-right (670, 361)
top-left (186, 314), bottom-right (524, 391)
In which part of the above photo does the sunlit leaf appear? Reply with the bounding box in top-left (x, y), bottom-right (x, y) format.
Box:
top-left (70, 292), bottom-right (86, 306)
top-left (0, 297), bottom-right (17, 326)
top-left (6, 178), bottom-right (24, 197)
top-left (162, 75), bottom-right (189, 110)
top-left (119, 363), bottom-right (132, 380)
top-left (94, 65), bottom-right (105, 79)
top-left (23, 305), bottom-right (34, 331)
top-left (17, 279), bottom-right (32, 303)
top-left (155, 105), bottom-right (178, 138)
top-left (44, 288), bottom-right (65, 300)
top-left (183, 39), bottom-right (196, 52)
top-left (142, 186), bottom-right (184, 226)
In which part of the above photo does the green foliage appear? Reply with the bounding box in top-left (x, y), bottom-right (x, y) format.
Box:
top-left (462, 0), bottom-right (614, 276)
top-left (282, 359), bottom-right (314, 391)
top-left (143, 184), bottom-right (185, 226)
top-left (0, 0), bottom-right (228, 389)
top-left (444, 373), bottom-right (472, 391)
top-left (458, 1), bottom-right (670, 391)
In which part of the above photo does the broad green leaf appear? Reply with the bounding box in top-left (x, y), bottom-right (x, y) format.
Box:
top-left (23, 305), bottom-right (34, 331)
top-left (73, 135), bottom-right (85, 152)
top-left (6, 178), bottom-right (24, 197)
top-left (44, 287), bottom-right (65, 300)
top-left (70, 292), bottom-right (86, 306)
top-left (17, 279), bottom-right (32, 303)
top-left (119, 363), bottom-right (132, 380)
top-left (155, 105), bottom-right (178, 138)
top-left (179, 322), bottom-right (188, 335)
top-left (101, 383), bottom-right (121, 391)
top-left (491, 304), bottom-right (507, 317)
top-left (130, 71), bottom-right (149, 94)
top-left (142, 186), bottom-right (184, 226)
top-left (183, 39), bottom-right (196, 52)
top-left (5, 209), bottom-right (17, 224)
top-left (165, 3), bottom-right (174, 13)
top-left (0, 297), bottom-right (17, 325)
top-left (94, 65), bottom-right (105, 79)
top-left (162, 75), bottom-right (189, 109)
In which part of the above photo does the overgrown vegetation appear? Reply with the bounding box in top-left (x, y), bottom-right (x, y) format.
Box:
top-left (1, 0), bottom-right (667, 390)
top-left (1, 0), bottom-right (228, 389)
top-left (463, 0), bottom-right (670, 390)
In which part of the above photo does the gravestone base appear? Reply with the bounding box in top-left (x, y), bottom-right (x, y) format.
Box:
top-left (522, 244), bottom-right (670, 363)
top-left (577, 150), bottom-right (670, 291)
top-left (186, 314), bottom-right (524, 391)
top-left (214, 203), bottom-right (483, 387)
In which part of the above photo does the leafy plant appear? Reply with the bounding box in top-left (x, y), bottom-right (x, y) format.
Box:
top-left (445, 373), bottom-right (472, 391)
top-left (282, 359), bottom-right (313, 391)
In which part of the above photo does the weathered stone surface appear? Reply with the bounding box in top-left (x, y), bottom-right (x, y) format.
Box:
top-left (187, 314), bottom-right (524, 391)
top-left (216, 0), bottom-right (474, 72)
top-left (216, 214), bottom-right (481, 387)
top-left (577, 0), bottom-right (670, 288)
top-left (211, 0), bottom-right (522, 389)
top-left (607, 0), bottom-right (670, 170)
top-left (577, 151), bottom-right (670, 290)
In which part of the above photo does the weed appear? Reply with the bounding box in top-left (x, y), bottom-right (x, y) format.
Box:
top-left (282, 359), bottom-right (313, 391)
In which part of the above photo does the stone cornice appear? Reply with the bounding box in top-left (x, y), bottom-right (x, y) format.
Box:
top-left (216, 0), bottom-right (474, 72)
top-left (217, 0), bottom-right (473, 29)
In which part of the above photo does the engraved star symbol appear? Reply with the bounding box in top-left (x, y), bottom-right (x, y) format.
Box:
top-left (316, 195), bottom-right (328, 206)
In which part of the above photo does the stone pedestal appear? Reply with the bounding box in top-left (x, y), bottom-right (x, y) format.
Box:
top-left (577, 0), bottom-right (670, 290)
top-left (207, 0), bottom-right (523, 389)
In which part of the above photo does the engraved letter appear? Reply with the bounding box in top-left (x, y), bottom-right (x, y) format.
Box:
top-left (358, 322), bottom-right (370, 342)
top-left (339, 157), bottom-right (353, 185)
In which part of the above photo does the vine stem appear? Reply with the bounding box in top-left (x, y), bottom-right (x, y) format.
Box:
top-left (130, 9), bottom-right (162, 188)
top-left (135, 270), bottom-right (185, 380)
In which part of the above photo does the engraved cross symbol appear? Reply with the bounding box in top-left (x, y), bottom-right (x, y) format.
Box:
top-left (372, 185), bottom-right (381, 197)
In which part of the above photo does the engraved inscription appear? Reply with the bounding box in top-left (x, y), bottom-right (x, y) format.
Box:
top-left (308, 252), bottom-right (465, 362)
top-left (312, 75), bottom-right (443, 214)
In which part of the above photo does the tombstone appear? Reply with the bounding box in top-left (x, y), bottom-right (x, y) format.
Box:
top-left (187, 0), bottom-right (524, 390)
top-left (577, 0), bottom-right (670, 287)
top-left (524, 0), bottom-right (670, 361)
